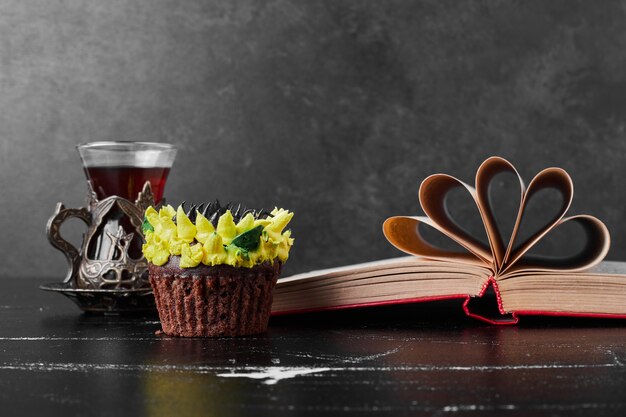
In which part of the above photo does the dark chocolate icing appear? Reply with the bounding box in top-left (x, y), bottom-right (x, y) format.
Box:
top-left (179, 200), bottom-right (272, 226)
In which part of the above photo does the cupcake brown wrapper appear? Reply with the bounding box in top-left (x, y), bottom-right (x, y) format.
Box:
top-left (149, 257), bottom-right (281, 337)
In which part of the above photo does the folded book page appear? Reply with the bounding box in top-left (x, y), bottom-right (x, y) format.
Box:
top-left (383, 156), bottom-right (610, 279)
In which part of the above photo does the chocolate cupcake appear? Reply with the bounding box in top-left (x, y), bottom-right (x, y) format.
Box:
top-left (142, 202), bottom-right (294, 337)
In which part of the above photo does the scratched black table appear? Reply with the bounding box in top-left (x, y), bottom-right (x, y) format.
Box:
top-left (1, 278), bottom-right (625, 416)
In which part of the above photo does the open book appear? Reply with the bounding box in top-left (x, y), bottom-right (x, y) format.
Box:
top-left (272, 157), bottom-right (626, 324)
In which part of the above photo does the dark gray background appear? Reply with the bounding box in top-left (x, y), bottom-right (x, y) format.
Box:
top-left (1, 0), bottom-right (625, 279)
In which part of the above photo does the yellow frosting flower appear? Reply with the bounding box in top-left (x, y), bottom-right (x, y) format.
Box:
top-left (236, 213), bottom-right (255, 235)
top-left (216, 210), bottom-right (237, 244)
top-left (145, 206), bottom-right (159, 228)
top-left (176, 206), bottom-right (196, 241)
top-left (180, 243), bottom-right (204, 268)
top-left (159, 205), bottom-right (176, 220)
top-left (154, 216), bottom-right (176, 242)
top-left (141, 204), bottom-right (294, 268)
top-left (263, 208), bottom-right (294, 244)
top-left (195, 212), bottom-right (215, 244)
top-left (143, 233), bottom-right (170, 266)
top-left (167, 238), bottom-right (184, 256)
top-left (276, 230), bottom-right (293, 262)
top-left (202, 232), bottom-right (228, 266)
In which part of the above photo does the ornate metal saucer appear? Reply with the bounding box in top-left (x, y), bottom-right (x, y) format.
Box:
top-left (42, 181), bottom-right (157, 314)
top-left (39, 283), bottom-right (155, 314)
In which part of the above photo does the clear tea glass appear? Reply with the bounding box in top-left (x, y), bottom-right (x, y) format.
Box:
top-left (77, 142), bottom-right (177, 263)
top-left (78, 141), bottom-right (176, 204)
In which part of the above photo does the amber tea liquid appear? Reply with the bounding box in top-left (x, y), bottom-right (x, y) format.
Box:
top-left (84, 166), bottom-right (170, 203)
top-left (84, 166), bottom-right (171, 263)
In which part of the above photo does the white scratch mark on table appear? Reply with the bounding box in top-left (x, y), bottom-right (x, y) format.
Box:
top-left (217, 367), bottom-right (333, 385)
top-left (441, 404), bottom-right (518, 412)
top-left (278, 346), bottom-right (402, 364)
top-left (437, 402), bottom-right (625, 414)
top-left (338, 347), bottom-right (402, 364)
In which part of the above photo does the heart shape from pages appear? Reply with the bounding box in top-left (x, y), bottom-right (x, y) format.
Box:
top-left (383, 157), bottom-right (610, 277)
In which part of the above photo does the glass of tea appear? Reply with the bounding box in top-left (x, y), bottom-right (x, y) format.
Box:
top-left (76, 141), bottom-right (177, 264)
top-left (78, 141), bottom-right (176, 204)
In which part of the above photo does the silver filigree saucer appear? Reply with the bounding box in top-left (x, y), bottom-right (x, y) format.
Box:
top-left (44, 181), bottom-right (158, 314)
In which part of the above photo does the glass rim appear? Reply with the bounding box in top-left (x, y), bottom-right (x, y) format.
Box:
top-left (77, 141), bottom-right (176, 152)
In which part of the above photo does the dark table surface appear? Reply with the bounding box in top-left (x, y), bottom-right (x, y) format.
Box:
top-left (1, 278), bottom-right (625, 416)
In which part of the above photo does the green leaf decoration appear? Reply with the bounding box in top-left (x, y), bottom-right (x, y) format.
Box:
top-left (231, 225), bottom-right (263, 252)
top-left (142, 215), bottom-right (154, 234)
